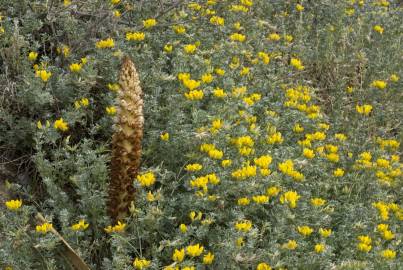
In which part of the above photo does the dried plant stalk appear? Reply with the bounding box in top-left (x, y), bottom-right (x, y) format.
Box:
top-left (35, 213), bottom-right (91, 270)
top-left (108, 56), bottom-right (144, 221)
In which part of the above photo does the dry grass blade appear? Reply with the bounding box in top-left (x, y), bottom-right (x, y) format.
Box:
top-left (35, 213), bottom-right (91, 270)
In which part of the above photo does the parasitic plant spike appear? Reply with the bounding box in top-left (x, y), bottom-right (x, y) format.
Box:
top-left (108, 56), bottom-right (144, 221)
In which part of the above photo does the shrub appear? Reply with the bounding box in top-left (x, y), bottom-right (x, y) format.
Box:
top-left (0, 0), bottom-right (401, 269)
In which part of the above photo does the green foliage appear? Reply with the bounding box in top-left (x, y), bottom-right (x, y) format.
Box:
top-left (0, 0), bottom-right (402, 269)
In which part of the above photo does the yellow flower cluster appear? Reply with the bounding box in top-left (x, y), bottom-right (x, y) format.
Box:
top-left (71, 219), bottom-right (89, 231)
top-left (137, 172), bottom-right (156, 187)
top-left (279, 190), bottom-right (300, 208)
top-left (36, 222), bottom-right (53, 234)
top-left (235, 220), bottom-right (252, 232)
top-left (54, 118), bottom-right (69, 132)
top-left (126, 32), bottom-right (145, 41)
top-left (278, 160), bottom-right (304, 181)
top-left (5, 199), bottom-right (22, 210)
top-left (232, 165), bottom-right (257, 180)
top-left (96, 38), bottom-right (115, 49)
top-left (104, 221), bottom-right (126, 233)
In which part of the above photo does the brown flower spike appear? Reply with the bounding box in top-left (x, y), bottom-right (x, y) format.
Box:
top-left (108, 56), bottom-right (144, 221)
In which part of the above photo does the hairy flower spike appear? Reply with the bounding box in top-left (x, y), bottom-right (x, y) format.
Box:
top-left (108, 56), bottom-right (144, 221)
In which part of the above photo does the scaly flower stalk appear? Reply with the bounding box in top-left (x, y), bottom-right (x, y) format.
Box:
top-left (108, 56), bottom-right (144, 220)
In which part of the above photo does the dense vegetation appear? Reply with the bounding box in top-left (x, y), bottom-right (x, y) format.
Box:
top-left (0, 0), bottom-right (402, 269)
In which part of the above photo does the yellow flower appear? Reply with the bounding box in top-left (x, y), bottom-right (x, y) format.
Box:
top-left (257, 52), bottom-right (270, 64)
top-left (333, 168), bottom-right (345, 177)
top-left (266, 186), bottom-right (281, 197)
top-left (137, 172), bottom-right (156, 187)
top-left (371, 80), bottom-right (387, 89)
top-left (311, 198), bottom-right (326, 207)
top-left (28, 51), bottom-right (38, 61)
top-left (240, 67), bottom-right (250, 76)
top-left (182, 79), bottom-right (200, 90)
top-left (5, 199), bottom-right (22, 210)
top-left (285, 34), bottom-right (293, 42)
top-left (356, 104), bottom-right (372, 115)
top-left (35, 70), bottom-right (52, 82)
top-left (230, 4), bottom-right (249, 12)
top-left (357, 235), bottom-right (371, 245)
top-left (69, 63), bottom-right (82, 73)
top-left (160, 132), bottom-right (169, 141)
top-left (240, 0), bottom-right (253, 6)
top-left (107, 83), bottom-right (120, 92)
top-left (380, 249), bottom-right (396, 260)
top-left (104, 221), bottom-right (126, 233)
top-left (346, 86), bottom-right (354, 93)
top-left (146, 191), bottom-right (155, 202)
top-left (172, 248), bottom-right (185, 262)
top-left (57, 45), bottom-right (70, 57)
top-left (252, 195), bottom-right (269, 204)
top-left (303, 148), bottom-right (315, 159)
top-left (185, 163), bottom-right (203, 171)
top-left (186, 244), bottom-right (204, 257)
top-left (133, 258), bottom-right (151, 269)
top-left (236, 237), bottom-right (245, 247)
top-left (203, 252), bottom-right (214, 264)
top-left (296, 4), bottom-right (304, 11)
top-left (210, 16), bottom-right (224, 26)
top-left (96, 38), bottom-right (114, 49)
top-left (164, 44), bottom-right (173, 53)
top-left (280, 191), bottom-right (300, 208)
top-left (372, 201), bottom-right (390, 220)
top-left (373, 25), bottom-right (384, 34)
top-left (335, 133), bottom-right (347, 141)
top-left (282, 240), bottom-right (298, 250)
top-left (237, 197), bottom-right (250, 206)
top-left (221, 159), bottom-right (232, 167)
top-left (184, 90), bottom-right (204, 100)
top-left (232, 165), bottom-right (257, 180)
top-left (111, 0), bottom-right (120, 4)
top-left (377, 223), bottom-right (389, 232)
top-left (215, 68), bottom-right (225, 76)
top-left (390, 74), bottom-right (399, 82)
top-left (381, 230), bottom-right (394, 240)
top-left (256, 263), bottom-right (272, 270)
top-left (184, 44), bottom-right (197, 54)
top-left (106, 106), bottom-right (116, 115)
top-left (71, 220), bottom-right (89, 231)
top-left (267, 132), bottom-right (283, 144)
top-left (293, 124), bottom-right (304, 133)
top-left (357, 243), bottom-right (372, 252)
top-left (126, 32), bottom-right (145, 41)
top-left (376, 158), bottom-right (390, 168)
top-left (290, 58), bottom-right (304, 70)
top-left (64, 0), bottom-right (71, 6)
top-left (172, 25), bottom-right (186, 34)
top-left (179, 223), bottom-right (187, 233)
top-left (297, 226), bottom-right (313, 236)
top-left (268, 33), bottom-right (280, 41)
top-left (143, 18), bottom-right (157, 28)
top-left (314, 244), bottom-right (325, 253)
top-left (54, 118), bottom-right (69, 132)
top-left (345, 8), bottom-right (355, 16)
top-left (230, 33), bottom-right (246, 42)
top-left (254, 155), bottom-right (272, 169)
top-left (235, 220), bottom-right (252, 232)
top-left (201, 73), bottom-right (213, 83)
top-left (208, 149), bottom-right (223, 159)
top-left (319, 228), bottom-right (332, 238)
top-left (36, 222), bottom-right (53, 234)
top-left (113, 10), bottom-right (121, 17)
